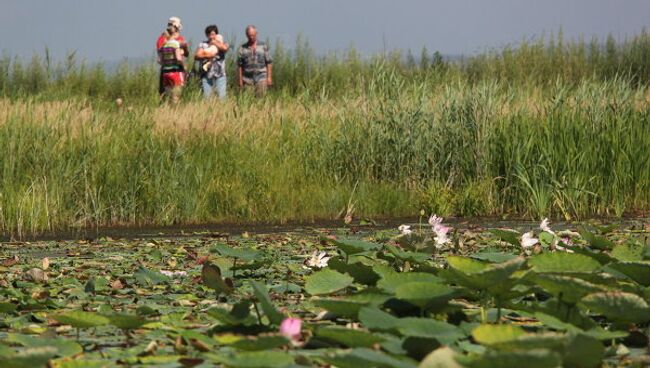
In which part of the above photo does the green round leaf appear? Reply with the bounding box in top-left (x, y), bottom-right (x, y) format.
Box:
top-left (397, 318), bottom-right (465, 344)
top-left (212, 351), bottom-right (294, 368)
top-left (107, 313), bottom-right (147, 330)
top-left (210, 244), bottom-right (260, 261)
top-left (378, 272), bottom-right (442, 293)
top-left (1, 347), bottom-right (58, 368)
top-left (562, 333), bottom-right (604, 368)
top-left (51, 311), bottom-right (109, 329)
top-left (531, 274), bottom-right (606, 304)
top-left (608, 261), bottom-right (650, 286)
top-left (316, 326), bottom-right (385, 348)
top-left (394, 282), bottom-right (458, 310)
top-left (304, 269), bottom-right (354, 295)
top-left (610, 243), bottom-right (645, 262)
top-left (230, 336), bottom-right (289, 351)
top-left (5, 334), bottom-right (82, 358)
top-left (0, 302), bottom-right (17, 314)
top-left (418, 347), bottom-right (462, 368)
top-left (581, 292), bottom-right (650, 323)
top-left (457, 349), bottom-right (562, 368)
top-left (333, 239), bottom-right (381, 256)
top-left (471, 324), bottom-right (526, 346)
top-left (529, 253), bottom-right (600, 273)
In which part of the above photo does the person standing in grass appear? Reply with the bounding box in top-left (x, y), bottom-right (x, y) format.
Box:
top-left (156, 17), bottom-right (189, 97)
top-left (195, 25), bottom-right (230, 100)
top-left (237, 25), bottom-right (273, 97)
top-left (158, 23), bottom-right (187, 104)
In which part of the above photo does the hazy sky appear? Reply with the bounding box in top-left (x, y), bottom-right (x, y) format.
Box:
top-left (2, 0), bottom-right (648, 62)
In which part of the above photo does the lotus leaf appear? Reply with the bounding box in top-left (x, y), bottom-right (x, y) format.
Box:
top-left (304, 269), bottom-right (354, 295)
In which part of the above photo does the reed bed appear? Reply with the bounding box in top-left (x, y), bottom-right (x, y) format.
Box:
top-left (0, 33), bottom-right (648, 236)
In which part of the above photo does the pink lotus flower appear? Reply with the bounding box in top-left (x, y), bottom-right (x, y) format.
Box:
top-left (429, 215), bottom-right (451, 247)
top-left (279, 317), bottom-right (302, 341)
top-left (428, 215), bottom-right (443, 228)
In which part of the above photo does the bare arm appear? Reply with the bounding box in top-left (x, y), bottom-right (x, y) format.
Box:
top-left (266, 64), bottom-right (273, 85)
top-left (214, 39), bottom-right (229, 53)
top-left (195, 47), bottom-right (214, 60)
top-left (175, 48), bottom-right (186, 70)
top-left (238, 66), bottom-right (244, 88)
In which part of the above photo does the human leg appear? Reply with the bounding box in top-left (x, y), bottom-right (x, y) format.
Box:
top-left (215, 76), bottom-right (227, 100)
top-left (201, 77), bottom-right (215, 98)
top-left (254, 80), bottom-right (268, 97)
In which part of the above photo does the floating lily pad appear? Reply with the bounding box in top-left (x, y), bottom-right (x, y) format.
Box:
top-left (394, 282), bottom-right (459, 311)
top-left (562, 333), bottom-right (604, 368)
top-left (329, 258), bottom-right (380, 285)
top-left (445, 257), bottom-right (525, 295)
top-left (529, 252), bottom-right (601, 273)
top-left (529, 273), bottom-right (606, 304)
top-left (209, 350), bottom-right (294, 368)
top-left (5, 334), bottom-right (82, 358)
top-left (378, 272), bottom-right (442, 294)
top-left (610, 243), bottom-right (645, 262)
top-left (397, 318), bottom-right (465, 344)
top-left (107, 313), bottom-right (147, 330)
top-left (418, 347), bottom-right (462, 368)
top-left (316, 326), bottom-right (385, 348)
top-left (312, 298), bottom-right (370, 318)
top-left (210, 244), bottom-right (261, 262)
top-left (134, 266), bottom-right (170, 286)
top-left (0, 302), bottom-right (17, 313)
top-left (471, 252), bottom-right (518, 263)
top-left (304, 269), bottom-right (354, 295)
top-left (0, 347), bottom-right (58, 368)
top-left (471, 324), bottom-right (526, 346)
top-left (456, 349), bottom-right (562, 368)
top-left (51, 311), bottom-right (109, 329)
top-left (333, 239), bottom-right (381, 256)
top-left (385, 245), bottom-right (431, 264)
top-left (578, 227), bottom-right (614, 250)
top-left (359, 307), bottom-right (400, 331)
top-left (230, 335), bottom-right (289, 351)
top-left (321, 347), bottom-right (417, 368)
top-left (489, 229), bottom-right (521, 247)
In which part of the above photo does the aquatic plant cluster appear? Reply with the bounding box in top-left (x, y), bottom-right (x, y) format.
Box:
top-left (0, 220), bottom-right (648, 366)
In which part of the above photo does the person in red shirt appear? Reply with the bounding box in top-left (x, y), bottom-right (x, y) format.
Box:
top-left (156, 17), bottom-right (189, 96)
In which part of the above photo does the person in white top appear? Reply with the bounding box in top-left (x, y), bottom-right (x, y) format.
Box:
top-left (195, 25), bottom-right (230, 99)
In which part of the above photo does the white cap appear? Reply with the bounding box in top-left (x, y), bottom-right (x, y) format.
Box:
top-left (168, 16), bottom-right (182, 31)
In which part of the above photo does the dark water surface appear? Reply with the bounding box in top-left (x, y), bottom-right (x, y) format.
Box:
top-left (2, 216), bottom-right (647, 243)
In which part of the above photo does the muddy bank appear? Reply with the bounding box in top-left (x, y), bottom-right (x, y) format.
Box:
top-left (2, 216), bottom-right (647, 242)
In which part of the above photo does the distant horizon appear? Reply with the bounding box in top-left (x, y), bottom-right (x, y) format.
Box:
top-left (2, 0), bottom-right (648, 64)
top-left (5, 28), bottom-right (647, 69)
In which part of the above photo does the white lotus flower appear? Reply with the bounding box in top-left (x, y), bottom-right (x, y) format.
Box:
top-left (398, 225), bottom-right (413, 235)
top-left (520, 231), bottom-right (538, 248)
top-left (160, 270), bottom-right (188, 277)
top-left (434, 228), bottom-right (451, 248)
top-left (539, 218), bottom-right (555, 235)
top-left (306, 251), bottom-right (330, 269)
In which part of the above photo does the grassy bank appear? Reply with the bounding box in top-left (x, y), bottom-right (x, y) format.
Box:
top-left (0, 33), bottom-right (649, 236)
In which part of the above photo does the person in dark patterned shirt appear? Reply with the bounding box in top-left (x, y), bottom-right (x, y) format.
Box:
top-left (237, 25), bottom-right (273, 97)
